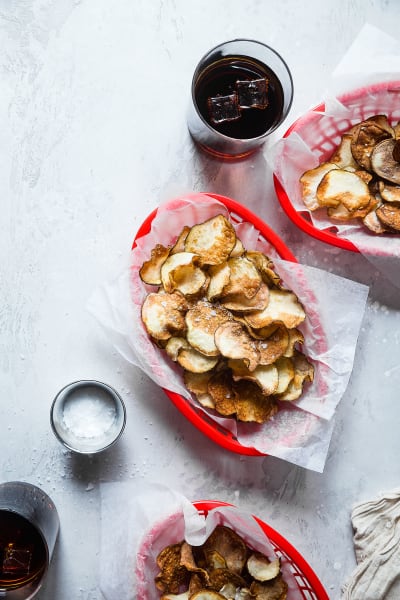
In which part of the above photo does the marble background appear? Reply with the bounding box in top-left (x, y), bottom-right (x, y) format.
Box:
top-left (1, 1), bottom-right (400, 599)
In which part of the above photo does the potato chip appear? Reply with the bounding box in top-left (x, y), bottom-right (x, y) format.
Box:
top-left (207, 370), bottom-right (236, 416)
top-left (244, 289), bottom-right (305, 330)
top-left (186, 301), bottom-right (233, 356)
top-left (170, 225), bottom-right (190, 254)
top-left (184, 214), bottom-right (237, 265)
top-left (161, 252), bottom-right (205, 295)
top-left (316, 169), bottom-right (371, 211)
top-left (177, 347), bottom-right (219, 373)
top-left (165, 337), bottom-right (190, 361)
top-left (300, 163), bottom-right (339, 210)
top-left (229, 360), bottom-right (278, 395)
top-left (247, 554), bottom-right (281, 582)
top-left (214, 321), bottom-right (260, 371)
top-left (379, 181), bottom-right (400, 203)
top-left (376, 203), bottom-right (400, 232)
top-left (371, 138), bottom-right (400, 185)
top-left (350, 121), bottom-right (392, 171)
top-left (250, 575), bottom-right (288, 600)
top-left (139, 244), bottom-right (171, 285)
top-left (284, 328), bottom-right (304, 357)
top-left (330, 133), bottom-right (358, 169)
top-left (246, 251), bottom-right (282, 288)
top-left (256, 324), bottom-right (289, 365)
top-left (220, 283), bottom-right (270, 312)
top-left (275, 356), bottom-right (295, 394)
top-left (222, 256), bottom-right (262, 299)
top-left (202, 526), bottom-right (247, 575)
top-left (206, 262), bottom-right (231, 301)
top-left (155, 542), bottom-right (188, 593)
top-left (277, 351), bottom-right (314, 401)
top-left (141, 291), bottom-right (188, 341)
top-left (233, 380), bottom-right (278, 423)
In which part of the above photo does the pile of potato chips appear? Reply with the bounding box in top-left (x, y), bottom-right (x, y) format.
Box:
top-left (155, 524), bottom-right (288, 599)
top-left (300, 114), bottom-right (400, 233)
top-left (140, 214), bottom-right (313, 424)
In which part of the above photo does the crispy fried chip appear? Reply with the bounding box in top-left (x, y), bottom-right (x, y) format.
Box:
top-left (165, 337), bottom-right (190, 361)
top-left (316, 169), bottom-right (371, 211)
top-left (190, 592), bottom-right (227, 600)
top-left (142, 291), bottom-right (188, 341)
top-left (275, 356), bottom-right (295, 394)
top-left (246, 251), bottom-right (282, 288)
top-left (300, 162), bottom-right (339, 211)
top-left (376, 203), bottom-right (400, 231)
top-left (220, 283), bottom-right (270, 313)
top-left (184, 214), bottom-right (237, 265)
top-left (277, 351), bottom-right (314, 401)
top-left (229, 360), bottom-right (279, 395)
top-left (202, 526), bottom-right (247, 575)
top-left (233, 380), bottom-right (278, 423)
top-left (206, 262), bottom-right (231, 301)
top-left (350, 121), bottom-right (392, 171)
top-left (161, 252), bottom-right (206, 295)
top-left (207, 370), bottom-right (236, 416)
top-left (379, 181), bottom-right (400, 203)
top-left (250, 575), bottom-right (288, 600)
top-left (330, 133), bottom-right (358, 169)
top-left (244, 289), bottom-right (305, 330)
top-left (256, 325), bottom-right (289, 365)
top-left (207, 568), bottom-right (246, 590)
top-left (371, 138), bottom-right (400, 185)
top-left (156, 542), bottom-right (188, 593)
top-left (284, 328), bottom-right (304, 357)
top-left (186, 301), bottom-right (232, 356)
top-left (247, 554), bottom-right (281, 582)
top-left (139, 244), bottom-right (171, 285)
top-left (171, 225), bottom-right (191, 254)
top-left (177, 346), bottom-right (219, 373)
top-left (215, 321), bottom-right (260, 371)
top-left (222, 256), bottom-right (262, 299)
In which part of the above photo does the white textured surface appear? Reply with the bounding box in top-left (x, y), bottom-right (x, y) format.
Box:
top-left (1, 1), bottom-right (400, 599)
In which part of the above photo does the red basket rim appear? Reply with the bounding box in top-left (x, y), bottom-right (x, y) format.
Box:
top-left (132, 192), bottom-right (298, 456)
top-left (274, 79), bottom-right (400, 253)
top-left (193, 500), bottom-right (329, 600)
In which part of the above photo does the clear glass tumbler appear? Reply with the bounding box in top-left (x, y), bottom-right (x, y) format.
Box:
top-left (0, 482), bottom-right (59, 599)
top-left (187, 39), bottom-right (293, 159)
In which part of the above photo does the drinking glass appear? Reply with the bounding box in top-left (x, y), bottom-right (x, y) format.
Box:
top-left (0, 482), bottom-right (59, 599)
top-left (187, 39), bottom-right (293, 159)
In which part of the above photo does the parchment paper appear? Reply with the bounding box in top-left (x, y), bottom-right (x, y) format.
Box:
top-left (88, 193), bottom-right (369, 472)
top-left (99, 481), bottom-right (308, 600)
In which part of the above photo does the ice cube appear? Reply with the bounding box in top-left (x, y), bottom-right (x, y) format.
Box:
top-left (207, 93), bottom-right (241, 124)
top-left (2, 544), bottom-right (32, 575)
top-left (236, 77), bottom-right (269, 109)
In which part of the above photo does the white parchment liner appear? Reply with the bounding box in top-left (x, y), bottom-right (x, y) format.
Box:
top-left (270, 24), bottom-right (400, 287)
top-left (88, 193), bottom-right (369, 472)
top-left (99, 481), bottom-right (316, 600)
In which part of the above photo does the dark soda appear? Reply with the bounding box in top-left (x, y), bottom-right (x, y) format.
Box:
top-left (0, 510), bottom-right (47, 590)
top-left (195, 56), bottom-right (284, 139)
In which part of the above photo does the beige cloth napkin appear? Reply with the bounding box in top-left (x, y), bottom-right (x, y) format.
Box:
top-left (342, 490), bottom-right (400, 599)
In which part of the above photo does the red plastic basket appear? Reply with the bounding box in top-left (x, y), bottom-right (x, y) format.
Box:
top-left (132, 193), bottom-right (298, 456)
top-left (274, 79), bottom-right (400, 252)
top-left (136, 499), bottom-right (329, 600)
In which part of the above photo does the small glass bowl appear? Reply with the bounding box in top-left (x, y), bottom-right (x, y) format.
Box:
top-left (50, 380), bottom-right (126, 454)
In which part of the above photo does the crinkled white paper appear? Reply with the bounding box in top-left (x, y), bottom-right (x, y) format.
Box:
top-left (88, 193), bottom-right (369, 472)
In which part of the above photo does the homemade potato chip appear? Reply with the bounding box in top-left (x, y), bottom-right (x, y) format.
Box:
top-left (299, 114), bottom-right (400, 234)
top-left (155, 526), bottom-right (288, 599)
top-left (140, 213), bottom-right (313, 424)
top-left (184, 214), bottom-right (237, 265)
top-left (244, 289), bottom-right (306, 330)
